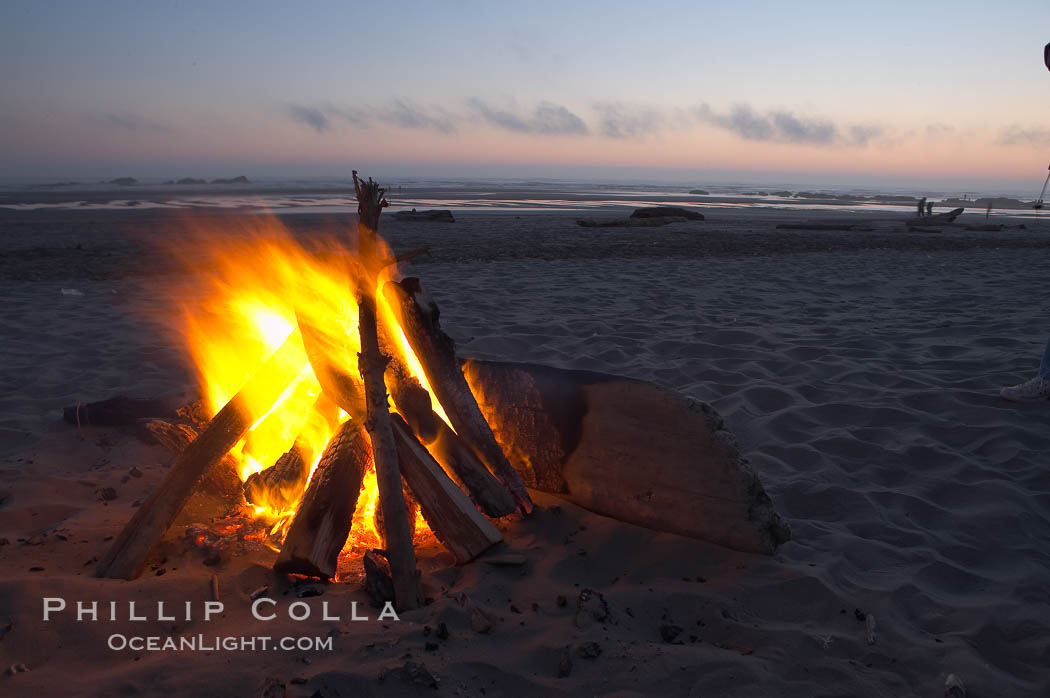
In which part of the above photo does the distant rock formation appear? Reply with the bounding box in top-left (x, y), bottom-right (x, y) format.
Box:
top-left (771, 190), bottom-right (792, 197)
top-left (391, 209), bottom-right (455, 222)
top-left (107, 177), bottom-right (137, 186)
top-left (688, 189), bottom-right (710, 195)
top-left (871, 195), bottom-right (920, 203)
top-left (209, 176), bottom-right (250, 184)
top-left (795, 192), bottom-right (855, 201)
top-left (629, 206), bottom-right (704, 221)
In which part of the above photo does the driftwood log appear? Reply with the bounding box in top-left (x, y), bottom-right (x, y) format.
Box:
top-left (243, 396), bottom-right (340, 511)
top-left (384, 277), bottom-right (533, 514)
top-left (463, 360), bottom-right (791, 554)
top-left (96, 332), bottom-right (307, 579)
top-left (907, 207), bottom-right (964, 227)
top-left (274, 420), bottom-right (370, 578)
top-left (140, 419), bottom-right (243, 523)
top-left (64, 394), bottom-right (187, 427)
top-left (243, 447), bottom-right (307, 511)
top-left (391, 415), bottom-right (502, 563)
top-left (355, 171), bottom-right (423, 611)
top-left (428, 420), bottom-right (515, 517)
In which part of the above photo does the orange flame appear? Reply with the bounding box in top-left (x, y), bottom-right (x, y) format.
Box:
top-left (163, 214), bottom-right (435, 552)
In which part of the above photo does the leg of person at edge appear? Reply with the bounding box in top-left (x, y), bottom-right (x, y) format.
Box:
top-left (1002, 45), bottom-right (1050, 402)
top-left (1001, 336), bottom-right (1050, 402)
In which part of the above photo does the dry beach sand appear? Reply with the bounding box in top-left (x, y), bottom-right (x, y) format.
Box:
top-left (1, 204), bottom-right (1049, 696)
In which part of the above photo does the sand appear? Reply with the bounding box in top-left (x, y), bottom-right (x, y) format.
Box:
top-left (1, 204), bottom-right (1049, 696)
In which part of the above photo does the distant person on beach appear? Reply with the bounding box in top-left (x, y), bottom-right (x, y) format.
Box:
top-left (925, 201), bottom-right (933, 216)
top-left (917, 197), bottom-right (926, 216)
top-left (1000, 338), bottom-right (1050, 401)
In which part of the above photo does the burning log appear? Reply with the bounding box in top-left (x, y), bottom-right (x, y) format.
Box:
top-left (374, 485), bottom-right (419, 547)
top-left (297, 313), bottom-right (365, 419)
top-left (391, 414), bottom-right (502, 563)
top-left (428, 420), bottom-right (516, 517)
top-left (141, 419), bottom-right (242, 503)
top-left (464, 360), bottom-right (791, 554)
top-left (384, 277), bottom-right (534, 514)
top-left (95, 332), bottom-right (307, 579)
top-left (377, 332), bottom-right (516, 518)
top-left (383, 356), bottom-right (441, 444)
top-left (243, 447), bottom-right (306, 511)
top-left (243, 396), bottom-right (340, 511)
top-left (354, 171), bottom-right (423, 611)
top-left (273, 420), bottom-right (371, 578)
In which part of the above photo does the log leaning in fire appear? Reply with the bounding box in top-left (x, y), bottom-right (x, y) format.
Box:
top-left (377, 336), bottom-right (516, 518)
top-left (141, 419), bottom-right (242, 503)
top-left (355, 171), bottom-right (423, 611)
top-left (273, 420), bottom-right (370, 579)
top-left (95, 331), bottom-right (307, 579)
top-left (428, 420), bottom-right (516, 517)
top-left (297, 312), bottom-right (365, 419)
top-left (391, 414), bottom-right (502, 563)
top-left (384, 278), bottom-right (534, 514)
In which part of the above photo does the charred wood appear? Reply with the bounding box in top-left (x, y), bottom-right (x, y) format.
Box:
top-left (273, 419), bottom-right (371, 579)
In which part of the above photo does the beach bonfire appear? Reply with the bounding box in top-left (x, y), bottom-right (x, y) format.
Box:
top-left (89, 173), bottom-right (789, 611)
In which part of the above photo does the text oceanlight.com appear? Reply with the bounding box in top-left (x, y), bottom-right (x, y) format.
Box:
top-left (107, 634), bottom-right (334, 652)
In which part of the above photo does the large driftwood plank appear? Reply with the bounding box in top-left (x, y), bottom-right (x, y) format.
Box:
top-left (274, 420), bottom-right (370, 578)
top-left (463, 360), bottom-right (791, 554)
top-left (391, 415), bottom-right (502, 563)
top-left (96, 332), bottom-right (307, 579)
top-left (384, 278), bottom-right (533, 514)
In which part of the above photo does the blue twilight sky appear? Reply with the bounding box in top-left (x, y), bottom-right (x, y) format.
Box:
top-left (2, 0), bottom-right (1049, 186)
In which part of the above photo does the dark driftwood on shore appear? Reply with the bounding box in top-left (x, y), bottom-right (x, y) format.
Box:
top-left (273, 420), bottom-right (370, 578)
top-left (384, 277), bottom-right (533, 514)
top-left (906, 207), bottom-right (964, 227)
top-left (463, 360), bottom-right (791, 554)
top-left (96, 333), bottom-right (305, 579)
top-left (391, 209), bottom-right (455, 222)
top-left (355, 171), bottom-right (422, 611)
top-left (629, 206), bottom-right (704, 221)
top-left (64, 395), bottom-right (180, 426)
top-left (391, 415), bottom-right (502, 563)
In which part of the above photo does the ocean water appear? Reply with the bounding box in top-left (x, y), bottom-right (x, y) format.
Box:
top-left (0, 175), bottom-right (1042, 214)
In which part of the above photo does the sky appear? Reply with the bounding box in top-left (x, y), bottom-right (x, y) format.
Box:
top-left (2, 0), bottom-right (1049, 188)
